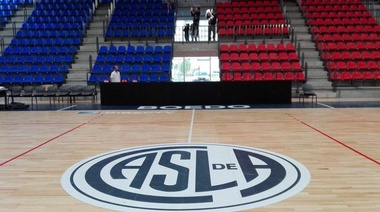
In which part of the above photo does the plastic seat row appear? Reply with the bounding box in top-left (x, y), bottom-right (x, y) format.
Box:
top-left (88, 73), bottom-right (169, 84)
top-left (99, 45), bottom-right (172, 55)
top-left (27, 16), bottom-right (89, 24)
top-left (0, 4), bottom-right (17, 11)
top-left (314, 33), bottom-right (380, 42)
top-left (216, 1), bottom-right (279, 8)
top-left (95, 54), bottom-right (171, 64)
top-left (217, 6), bottom-right (282, 15)
top-left (218, 25), bottom-right (289, 37)
top-left (113, 8), bottom-right (175, 17)
top-left (307, 17), bottom-right (378, 26)
top-left (0, 74), bottom-right (65, 85)
top-left (116, 1), bottom-right (170, 10)
top-left (326, 61), bottom-right (380, 71)
top-left (105, 28), bottom-right (174, 38)
top-left (92, 63), bottom-right (170, 74)
top-left (111, 15), bottom-right (175, 24)
top-left (109, 21), bottom-right (175, 29)
top-left (10, 37), bottom-right (82, 46)
top-left (218, 13), bottom-right (284, 21)
top-left (330, 71), bottom-right (380, 81)
top-left (305, 11), bottom-right (372, 19)
top-left (301, 0), bottom-right (362, 5)
top-left (221, 61), bottom-right (302, 72)
top-left (321, 51), bottom-right (380, 61)
top-left (31, 9), bottom-right (91, 17)
top-left (220, 43), bottom-right (296, 53)
top-left (35, 3), bottom-right (92, 10)
top-left (5, 84), bottom-right (96, 105)
top-left (0, 55), bottom-right (73, 64)
top-left (16, 29), bottom-right (83, 38)
top-left (0, 65), bottom-right (69, 74)
top-left (21, 22), bottom-right (86, 30)
top-left (38, 0), bottom-right (93, 3)
top-left (222, 71), bottom-right (305, 81)
top-left (221, 52), bottom-right (299, 62)
top-left (301, 4), bottom-right (367, 12)
top-left (219, 20), bottom-right (286, 27)
top-left (311, 25), bottom-right (380, 34)
top-left (3, 46), bottom-right (77, 55)
top-left (317, 41), bottom-right (380, 51)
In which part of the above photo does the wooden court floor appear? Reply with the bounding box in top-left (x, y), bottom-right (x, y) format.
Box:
top-left (0, 108), bottom-right (379, 211)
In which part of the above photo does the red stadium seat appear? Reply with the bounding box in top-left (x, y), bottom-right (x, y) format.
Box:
top-left (249, 53), bottom-right (259, 62)
top-left (254, 72), bottom-right (263, 81)
top-left (230, 53), bottom-right (240, 62)
top-left (222, 73), bottom-right (233, 81)
top-left (272, 62), bottom-right (282, 72)
top-left (261, 62), bottom-right (272, 72)
top-left (330, 72), bottom-right (341, 80)
top-left (251, 62), bottom-right (261, 71)
top-left (351, 71), bottom-right (363, 80)
top-left (263, 72), bottom-right (274, 80)
top-left (238, 44), bottom-right (248, 53)
top-left (241, 62), bottom-right (251, 71)
top-left (362, 71), bottom-right (373, 80)
top-left (233, 72), bottom-right (242, 81)
top-left (229, 44), bottom-right (239, 53)
top-left (242, 72), bottom-right (253, 81)
top-left (231, 62), bottom-right (241, 71)
top-left (221, 62), bottom-right (231, 71)
top-left (240, 53), bottom-right (249, 62)
top-left (284, 72), bottom-right (295, 80)
top-left (341, 71), bottom-right (352, 81)
top-left (295, 72), bottom-right (306, 81)
top-left (275, 72), bottom-right (284, 80)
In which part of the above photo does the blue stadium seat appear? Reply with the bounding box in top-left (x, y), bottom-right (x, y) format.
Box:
top-left (109, 45), bottom-right (117, 54)
top-left (141, 64), bottom-right (150, 72)
top-left (162, 64), bottom-right (170, 72)
top-left (117, 46), bottom-right (127, 54)
top-left (88, 74), bottom-right (98, 84)
top-left (99, 46), bottom-right (108, 54)
top-left (150, 74), bottom-right (158, 82)
top-left (121, 64), bottom-right (131, 73)
top-left (131, 64), bottom-right (141, 72)
top-left (159, 74), bottom-right (169, 82)
top-left (23, 75), bottom-right (34, 84)
top-left (139, 74), bottom-right (149, 82)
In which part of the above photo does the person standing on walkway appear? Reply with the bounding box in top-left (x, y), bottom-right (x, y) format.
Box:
top-left (190, 7), bottom-right (200, 41)
top-left (206, 8), bottom-right (217, 41)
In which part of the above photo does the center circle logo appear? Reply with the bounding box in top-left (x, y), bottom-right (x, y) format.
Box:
top-left (61, 144), bottom-right (310, 211)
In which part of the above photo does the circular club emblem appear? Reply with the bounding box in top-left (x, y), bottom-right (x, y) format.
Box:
top-left (61, 144), bottom-right (310, 211)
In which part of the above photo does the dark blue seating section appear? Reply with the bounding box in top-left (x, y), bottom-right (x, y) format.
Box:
top-left (0, 0), bottom-right (19, 27)
top-left (88, 44), bottom-right (172, 83)
top-left (0, 0), bottom-right (34, 28)
top-left (105, 0), bottom-right (175, 38)
top-left (0, 0), bottom-right (93, 85)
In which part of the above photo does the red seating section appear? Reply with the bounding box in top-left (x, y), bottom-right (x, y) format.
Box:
top-left (302, 0), bottom-right (380, 82)
top-left (216, 0), bottom-right (288, 37)
top-left (220, 43), bottom-right (305, 81)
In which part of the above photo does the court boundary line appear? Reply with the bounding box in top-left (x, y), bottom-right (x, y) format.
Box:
top-left (188, 109), bottom-right (195, 143)
top-left (0, 114), bottom-right (103, 167)
top-left (286, 113), bottom-right (380, 166)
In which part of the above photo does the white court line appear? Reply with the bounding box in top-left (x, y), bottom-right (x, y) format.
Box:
top-left (317, 102), bottom-right (335, 109)
top-left (188, 109), bottom-right (195, 143)
top-left (57, 105), bottom-right (77, 111)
